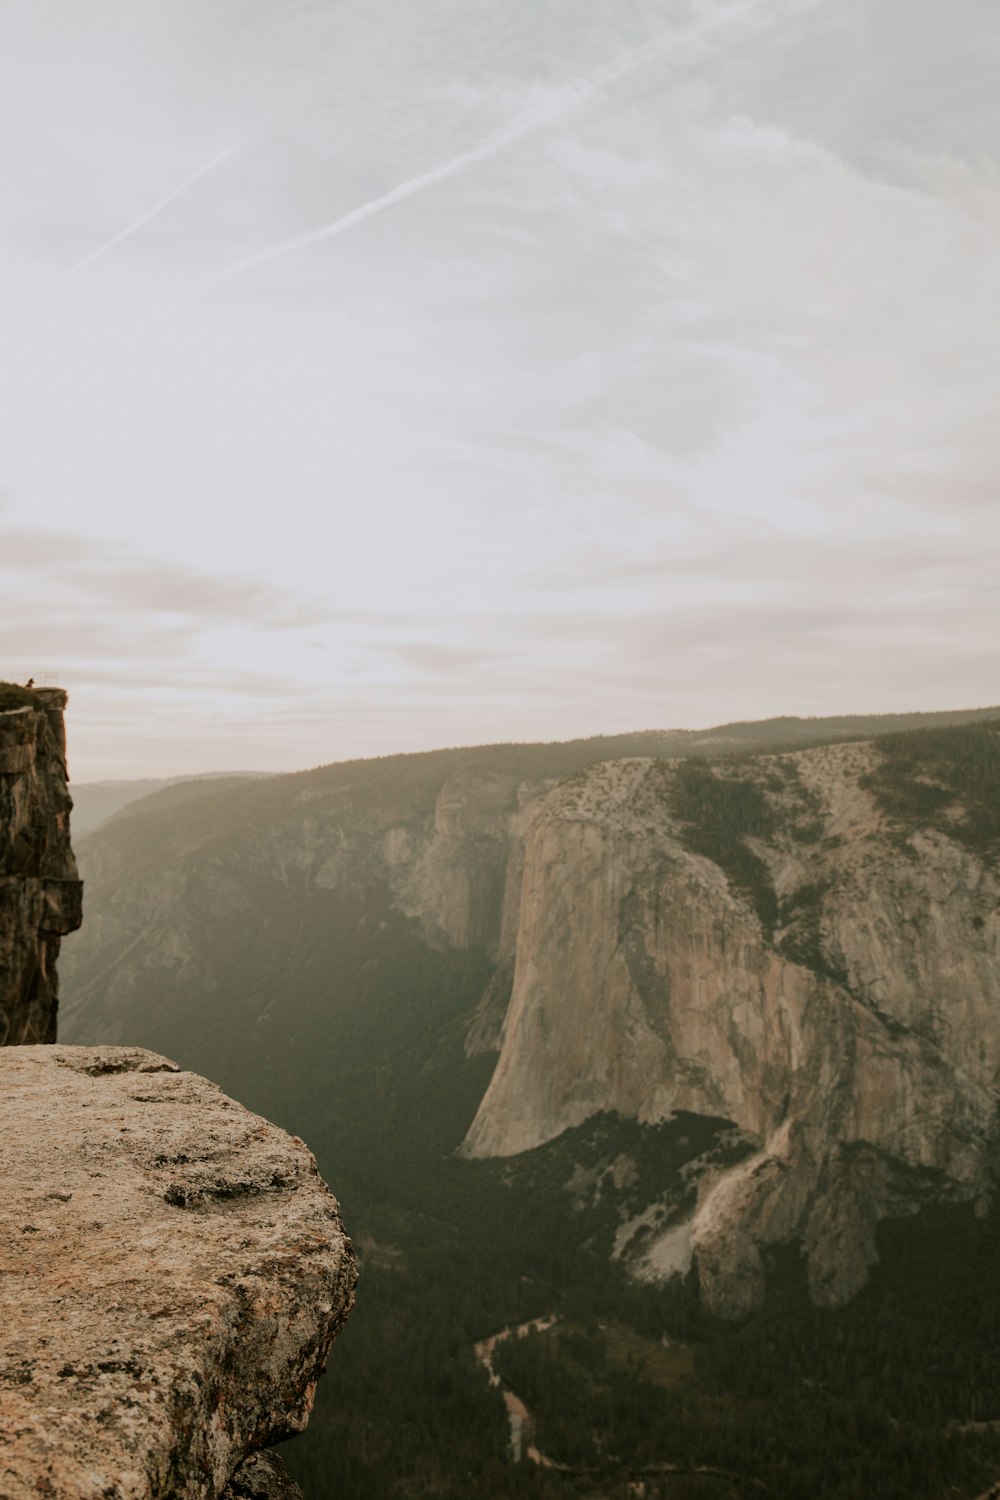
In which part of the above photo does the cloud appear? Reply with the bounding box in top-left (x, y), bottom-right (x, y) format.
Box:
top-left (383, 641), bottom-right (518, 679)
top-left (70, 137), bottom-right (253, 273)
top-left (190, 0), bottom-right (816, 298)
top-left (1, 526), bottom-right (324, 626)
top-left (4, 0), bottom-right (999, 776)
top-left (185, 28), bottom-right (683, 296)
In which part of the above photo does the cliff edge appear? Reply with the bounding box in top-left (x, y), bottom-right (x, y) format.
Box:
top-left (0, 691), bottom-right (355, 1495)
top-left (0, 685), bottom-right (83, 1043)
top-left (0, 1045), bottom-right (357, 1499)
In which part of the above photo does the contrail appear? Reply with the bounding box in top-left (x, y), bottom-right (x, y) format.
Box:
top-left (189, 8), bottom-right (756, 299)
top-left (71, 137), bottom-right (252, 273)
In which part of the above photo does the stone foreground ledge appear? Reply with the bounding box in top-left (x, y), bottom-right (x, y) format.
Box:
top-left (0, 1046), bottom-right (356, 1499)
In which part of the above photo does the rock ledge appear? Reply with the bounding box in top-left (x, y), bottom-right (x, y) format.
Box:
top-left (0, 1046), bottom-right (356, 1499)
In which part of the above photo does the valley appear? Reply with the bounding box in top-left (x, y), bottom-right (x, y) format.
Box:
top-left (475, 1316), bottom-right (559, 1464)
top-left (58, 710), bottom-right (1000, 1497)
top-left (10, 0), bottom-right (999, 1492)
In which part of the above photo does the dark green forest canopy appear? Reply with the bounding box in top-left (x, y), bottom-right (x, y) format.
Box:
top-left (666, 761), bottom-right (780, 933)
top-left (862, 719), bottom-right (1000, 863)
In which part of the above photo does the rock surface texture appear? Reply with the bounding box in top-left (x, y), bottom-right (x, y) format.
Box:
top-left (0, 1045), bottom-right (356, 1500)
top-left (222, 1452), bottom-right (303, 1499)
top-left (462, 747), bottom-right (1000, 1314)
top-left (0, 688), bottom-right (83, 1043)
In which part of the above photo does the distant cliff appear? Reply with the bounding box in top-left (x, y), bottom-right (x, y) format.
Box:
top-left (0, 685), bottom-right (83, 1043)
top-left (461, 737), bottom-right (1000, 1314)
top-left (60, 712), bottom-right (1000, 1317)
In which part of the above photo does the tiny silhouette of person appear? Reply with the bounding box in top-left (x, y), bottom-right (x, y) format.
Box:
top-left (25, 678), bottom-right (34, 688)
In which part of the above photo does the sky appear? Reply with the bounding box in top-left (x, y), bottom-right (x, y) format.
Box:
top-left (2, 0), bottom-right (998, 780)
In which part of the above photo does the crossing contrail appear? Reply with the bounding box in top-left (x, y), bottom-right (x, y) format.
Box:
top-left (71, 137), bottom-right (252, 273)
top-left (189, 7), bottom-right (760, 299)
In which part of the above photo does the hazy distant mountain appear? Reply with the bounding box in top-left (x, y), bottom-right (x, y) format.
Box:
top-left (68, 704), bottom-right (1000, 841)
top-left (70, 771), bottom-right (275, 839)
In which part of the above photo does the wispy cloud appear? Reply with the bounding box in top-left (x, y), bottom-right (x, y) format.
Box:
top-left (1, 526), bottom-right (323, 626)
top-left (190, 0), bottom-right (790, 297)
top-left (3, 0), bottom-right (999, 776)
top-left (69, 137), bottom-right (253, 273)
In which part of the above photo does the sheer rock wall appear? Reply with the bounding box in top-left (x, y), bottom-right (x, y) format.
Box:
top-left (0, 688), bottom-right (83, 1043)
top-left (462, 747), bottom-right (1000, 1315)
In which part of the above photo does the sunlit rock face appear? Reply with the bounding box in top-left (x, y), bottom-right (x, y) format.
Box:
top-left (0, 688), bottom-right (83, 1043)
top-left (0, 1045), bottom-right (356, 1500)
top-left (463, 745), bottom-right (1000, 1315)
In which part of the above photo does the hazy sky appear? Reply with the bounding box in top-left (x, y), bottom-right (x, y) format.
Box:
top-left (3, 0), bottom-right (998, 779)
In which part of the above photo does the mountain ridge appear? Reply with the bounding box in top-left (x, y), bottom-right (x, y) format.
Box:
top-left (71, 703), bottom-right (1000, 841)
top-left (60, 704), bottom-right (1000, 1319)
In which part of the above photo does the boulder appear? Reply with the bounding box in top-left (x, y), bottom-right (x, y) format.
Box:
top-left (0, 1045), bottom-right (356, 1499)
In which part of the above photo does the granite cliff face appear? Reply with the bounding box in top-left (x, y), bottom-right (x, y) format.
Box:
top-left (462, 743), bottom-right (1000, 1314)
top-left (0, 687), bottom-right (83, 1044)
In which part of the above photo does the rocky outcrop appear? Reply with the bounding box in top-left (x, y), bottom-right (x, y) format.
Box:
top-left (222, 1451), bottom-right (302, 1499)
top-left (0, 1045), bottom-right (356, 1500)
top-left (0, 687), bottom-right (83, 1044)
top-left (223, 1451), bottom-right (303, 1498)
top-left (462, 745), bottom-right (1000, 1315)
